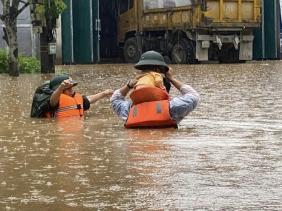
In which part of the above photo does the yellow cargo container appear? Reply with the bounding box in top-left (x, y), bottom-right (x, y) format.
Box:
top-left (117, 0), bottom-right (261, 63)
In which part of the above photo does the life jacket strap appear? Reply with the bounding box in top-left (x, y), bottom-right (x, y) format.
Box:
top-left (56, 104), bottom-right (82, 113)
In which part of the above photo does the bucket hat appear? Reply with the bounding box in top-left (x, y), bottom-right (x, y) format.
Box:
top-left (49, 75), bottom-right (77, 90)
top-left (134, 51), bottom-right (169, 72)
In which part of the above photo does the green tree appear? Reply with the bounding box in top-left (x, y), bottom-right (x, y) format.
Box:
top-left (0, 0), bottom-right (65, 76)
top-left (31, 0), bottom-right (66, 73)
top-left (0, 0), bottom-right (29, 76)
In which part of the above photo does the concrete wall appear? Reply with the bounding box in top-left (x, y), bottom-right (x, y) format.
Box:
top-left (0, 2), bottom-right (39, 57)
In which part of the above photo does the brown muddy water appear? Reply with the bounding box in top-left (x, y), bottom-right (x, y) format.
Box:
top-left (0, 61), bottom-right (281, 210)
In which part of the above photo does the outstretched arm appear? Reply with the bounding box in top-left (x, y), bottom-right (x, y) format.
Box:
top-left (87, 89), bottom-right (113, 104)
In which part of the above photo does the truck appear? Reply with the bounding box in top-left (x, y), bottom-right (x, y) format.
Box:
top-left (117, 0), bottom-right (261, 64)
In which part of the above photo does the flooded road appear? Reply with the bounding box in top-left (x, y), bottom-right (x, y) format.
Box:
top-left (0, 61), bottom-right (281, 210)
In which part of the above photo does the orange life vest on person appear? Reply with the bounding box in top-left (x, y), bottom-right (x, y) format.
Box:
top-left (55, 93), bottom-right (84, 118)
top-left (125, 87), bottom-right (177, 128)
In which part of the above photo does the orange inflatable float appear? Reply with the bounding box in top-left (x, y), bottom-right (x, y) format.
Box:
top-left (129, 87), bottom-right (169, 105)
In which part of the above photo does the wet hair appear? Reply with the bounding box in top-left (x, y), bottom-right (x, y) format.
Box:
top-left (138, 66), bottom-right (171, 92)
top-left (163, 77), bottom-right (171, 93)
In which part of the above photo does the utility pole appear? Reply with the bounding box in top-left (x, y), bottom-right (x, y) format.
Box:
top-left (30, 0), bottom-right (65, 73)
top-left (31, 0), bottom-right (56, 73)
top-left (40, 0), bottom-right (55, 73)
top-left (40, 17), bottom-right (56, 73)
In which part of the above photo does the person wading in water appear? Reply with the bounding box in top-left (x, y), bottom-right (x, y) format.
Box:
top-left (110, 50), bottom-right (200, 128)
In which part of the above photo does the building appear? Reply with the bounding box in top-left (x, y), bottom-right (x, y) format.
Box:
top-left (0, 2), bottom-right (39, 57)
top-left (58, 0), bottom-right (119, 64)
top-left (1, 0), bottom-right (281, 63)
top-left (253, 0), bottom-right (281, 60)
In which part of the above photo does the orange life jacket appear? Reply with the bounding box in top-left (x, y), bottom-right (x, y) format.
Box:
top-left (125, 100), bottom-right (177, 128)
top-left (55, 93), bottom-right (84, 118)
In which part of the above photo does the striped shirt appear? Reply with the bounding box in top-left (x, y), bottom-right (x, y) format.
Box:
top-left (110, 84), bottom-right (200, 123)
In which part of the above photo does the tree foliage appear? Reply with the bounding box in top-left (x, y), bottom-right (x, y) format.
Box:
top-left (31, 0), bottom-right (66, 29)
top-left (0, 0), bottom-right (66, 76)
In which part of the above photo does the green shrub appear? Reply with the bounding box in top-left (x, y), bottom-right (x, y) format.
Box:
top-left (0, 48), bottom-right (40, 74)
top-left (0, 49), bottom-right (8, 73)
top-left (19, 56), bottom-right (40, 73)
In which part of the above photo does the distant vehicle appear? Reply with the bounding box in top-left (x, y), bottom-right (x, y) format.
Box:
top-left (117, 0), bottom-right (261, 64)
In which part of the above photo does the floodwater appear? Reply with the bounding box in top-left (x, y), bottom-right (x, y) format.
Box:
top-left (0, 61), bottom-right (281, 210)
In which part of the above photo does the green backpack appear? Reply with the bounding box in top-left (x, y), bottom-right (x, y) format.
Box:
top-left (30, 81), bottom-right (55, 118)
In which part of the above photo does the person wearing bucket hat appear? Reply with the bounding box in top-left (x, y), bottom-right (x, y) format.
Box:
top-left (48, 74), bottom-right (113, 118)
top-left (110, 55), bottom-right (200, 128)
top-left (134, 50), bottom-right (169, 72)
top-left (49, 74), bottom-right (78, 91)
top-left (130, 51), bottom-right (171, 104)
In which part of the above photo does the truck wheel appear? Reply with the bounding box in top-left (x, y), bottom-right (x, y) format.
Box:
top-left (123, 37), bottom-right (141, 63)
top-left (187, 41), bottom-right (197, 64)
top-left (163, 55), bottom-right (171, 64)
top-left (171, 39), bottom-right (196, 64)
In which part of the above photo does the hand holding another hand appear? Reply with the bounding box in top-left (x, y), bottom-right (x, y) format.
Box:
top-left (103, 89), bottom-right (114, 96)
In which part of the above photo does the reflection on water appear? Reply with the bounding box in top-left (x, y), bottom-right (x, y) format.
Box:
top-left (0, 61), bottom-right (281, 210)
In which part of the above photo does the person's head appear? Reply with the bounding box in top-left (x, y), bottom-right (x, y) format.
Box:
top-left (49, 74), bottom-right (78, 96)
top-left (134, 50), bottom-right (169, 73)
